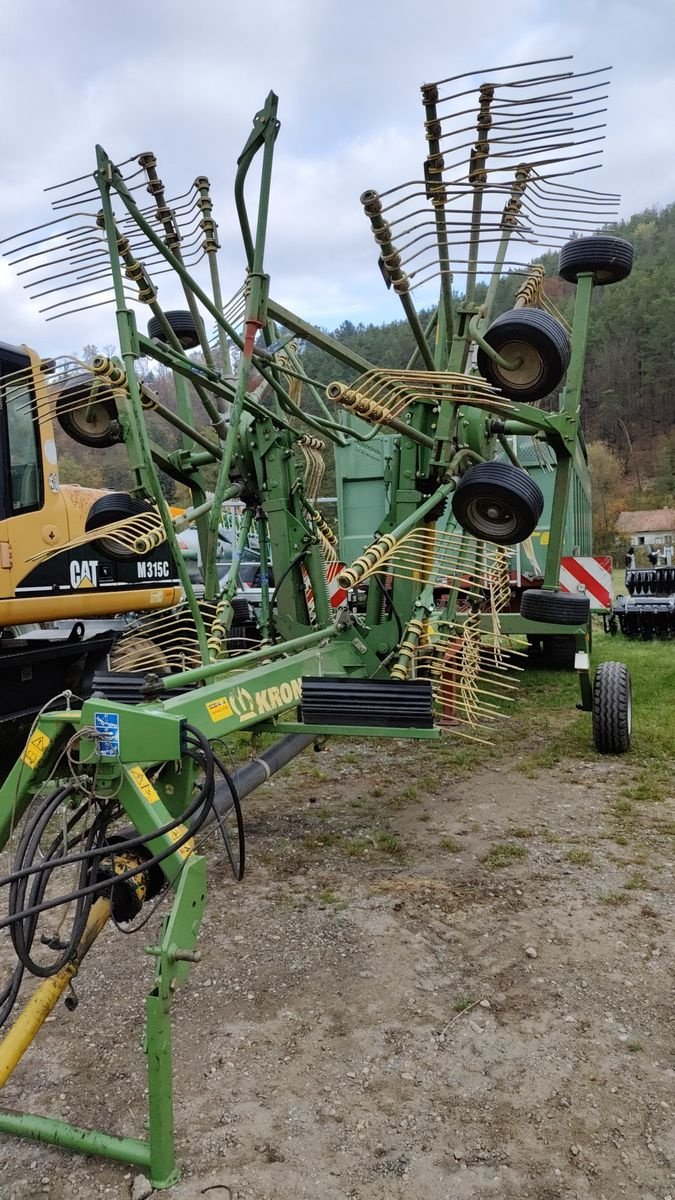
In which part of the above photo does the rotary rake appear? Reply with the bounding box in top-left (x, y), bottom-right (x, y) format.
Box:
top-left (0, 57), bottom-right (635, 1187)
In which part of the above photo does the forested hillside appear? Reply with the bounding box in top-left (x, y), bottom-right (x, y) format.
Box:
top-left (301, 204), bottom-right (675, 512)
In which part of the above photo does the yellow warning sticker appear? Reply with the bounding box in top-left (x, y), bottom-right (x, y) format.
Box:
top-left (167, 825), bottom-right (195, 859)
top-left (206, 696), bottom-right (233, 722)
top-left (21, 730), bottom-right (51, 770)
top-left (129, 765), bottom-right (160, 804)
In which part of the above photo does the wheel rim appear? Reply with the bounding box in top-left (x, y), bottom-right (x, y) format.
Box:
top-left (491, 340), bottom-right (545, 392)
top-left (464, 494), bottom-right (519, 540)
top-left (95, 534), bottom-right (134, 559)
top-left (626, 680), bottom-right (632, 737)
top-left (68, 402), bottom-right (115, 440)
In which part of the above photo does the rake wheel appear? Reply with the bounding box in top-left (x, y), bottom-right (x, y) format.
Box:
top-left (56, 376), bottom-right (120, 448)
top-left (452, 461), bottom-right (544, 546)
top-left (147, 310), bottom-right (200, 350)
top-left (559, 236), bottom-right (634, 286)
top-left (84, 493), bottom-right (154, 561)
top-left (476, 308), bottom-right (570, 403)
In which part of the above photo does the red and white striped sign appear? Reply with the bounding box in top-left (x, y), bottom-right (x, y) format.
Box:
top-left (559, 556), bottom-right (613, 611)
top-left (303, 561), bottom-right (348, 610)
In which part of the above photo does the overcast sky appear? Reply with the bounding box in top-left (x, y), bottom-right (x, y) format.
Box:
top-left (0, 0), bottom-right (673, 359)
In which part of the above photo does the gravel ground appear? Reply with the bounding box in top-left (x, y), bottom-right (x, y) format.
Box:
top-left (1, 728), bottom-right (674, 1200)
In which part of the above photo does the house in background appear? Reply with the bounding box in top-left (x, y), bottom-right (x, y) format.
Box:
top-left (616, 508), bottom-right (675, 550)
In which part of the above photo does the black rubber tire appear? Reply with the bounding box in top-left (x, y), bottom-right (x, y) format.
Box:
top-left (476, 308), bottom-right (570, 403)
top-left (592, 661), bottom-right (632, 754)
top-left (451, 461), bottom-right (544, 545)
top-left (231, 597), bottom-right (251, 624)
top-left (520, 589), bottom-right (591, 625)
top-left (541, 635), bottom-right (576, 669)
top-left (559, 236), bottom-right (634, 287)
top-left (85, 493), bottom-right (154, 560)
top-left (56, 375), bottom-right (120, 448)
top-left (147, 310), bottom-right (200, 351)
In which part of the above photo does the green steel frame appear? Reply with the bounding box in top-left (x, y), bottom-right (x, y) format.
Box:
top-left (0, 77), bottom-right (626, 1187)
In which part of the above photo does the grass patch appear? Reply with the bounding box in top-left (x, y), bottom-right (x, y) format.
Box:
top-left (511, 629), bottom-right (675, 783)
top-left (453, 996), bottom-right (476, 1013)
top-left (511, 827), bottom-right (534, 839)
top-left (626, 1041), bottom-right (643, 1053)
top-left (439, 836), bottom-right (462, 853)
top-left (317, 887), bottom-right (344, 906)
top-left (565, 847), bottom-right (594, 865)
top-left (541, 827), bottom-right (561, 844)
top-left (483, 842), bottom-right (528, 870)
top-left (623, 870), bottom-right (648, 891)
top-left (600, 891), bottom-right (631, 907)
top-left (301, 830), bottom-right (343, 851)
top-left (343, 829), bottom-right (405, 858)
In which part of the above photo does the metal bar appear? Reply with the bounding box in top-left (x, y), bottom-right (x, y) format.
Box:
top-left (146, 993), bottom-right (178, 1188)
top-left (0, 1111), bottom-right (150, 1169)
top-left (0, 899), bottom-right (110, 1088)
top-left (159, 624), bottom-right (339, 691)
top-left (258, 721), bottom-right (441, 739)
top-left (420, 84), bottom-right (454, 356)
top-left (266, 300), bottom-right (376, 374)
top-left (211, 733), bottom-right (314, 817)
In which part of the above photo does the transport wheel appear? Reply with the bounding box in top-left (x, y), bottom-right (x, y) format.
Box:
top-left (85, 493), bottom-right (155, 560)
top-left (592, 661), bottom-right (632, 754)
top-left (451, 461), bottom-right (544, 545)
top-left (558, 236), bottom-right (634, 286)
top-left (147, 310), bottom-right (200, 350)
top-left (56, 375), bottom-right (120, 448)
top-left (476, 308), bottom-right (570, 403)
top-left (520, 589), bottom-right (591, 625)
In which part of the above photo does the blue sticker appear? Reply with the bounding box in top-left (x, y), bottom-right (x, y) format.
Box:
top-left (95, 712), bottom-right (120, 758)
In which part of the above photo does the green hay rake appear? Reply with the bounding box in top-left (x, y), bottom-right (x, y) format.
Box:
top-left (0, 56), bottom-right (634, 1187)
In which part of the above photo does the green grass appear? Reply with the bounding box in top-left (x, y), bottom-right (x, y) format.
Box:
top-left (302, 829), bottom-right (344, 851)
top-left (510, 630), bottom-right (675, 844)
top-left (439, 836), bottom-right (462, 853)
top-left (623, 870), bottom-right (648, 890)
top-left (599, 891), bottom-right (631, 907)
top-left (343, 829), bottom-right (405, 858)
top-left (565, 847), bottom-right (594, 865)
top-left (453, 996), bottom-right (476, 1013)
top-left (482, 842), bottom-right (528, 870)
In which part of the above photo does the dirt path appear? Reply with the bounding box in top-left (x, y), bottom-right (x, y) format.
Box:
top-left (1, 730), bottom-right (674, 1200)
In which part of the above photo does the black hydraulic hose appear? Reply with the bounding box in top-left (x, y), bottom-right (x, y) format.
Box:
top-left (0, 729), bottom-right (216, 932)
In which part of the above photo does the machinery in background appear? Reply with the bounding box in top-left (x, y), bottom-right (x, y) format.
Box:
top-left (0, 340), bottom-right (180, 767)
top-left (607, 560), bottom-right (675, 638)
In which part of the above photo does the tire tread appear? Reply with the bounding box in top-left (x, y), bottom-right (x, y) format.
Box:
top-left (592, 661), bottom-right (631, 754)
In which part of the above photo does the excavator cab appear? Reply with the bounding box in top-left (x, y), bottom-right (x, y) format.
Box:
top-left (0, 342), bottom-right (181, 624)
top-left (0, 342), bottom-right (182, 771)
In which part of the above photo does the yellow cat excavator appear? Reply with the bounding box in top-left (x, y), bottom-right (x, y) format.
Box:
top-left (0, 339), bottom-right (181, 768)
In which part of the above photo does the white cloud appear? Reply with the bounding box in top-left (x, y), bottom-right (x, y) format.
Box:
top-left (0, 0), bottom-right (673, 356)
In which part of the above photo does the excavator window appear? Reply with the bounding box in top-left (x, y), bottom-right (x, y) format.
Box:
top-left (6, 380), bottom-right (41, 512)
top-left (0, 347), bottom-right (43, 517)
